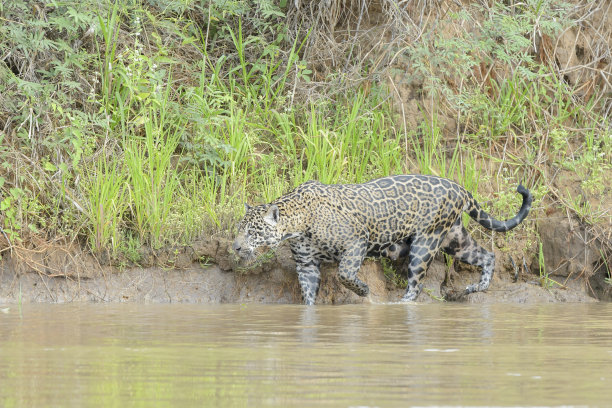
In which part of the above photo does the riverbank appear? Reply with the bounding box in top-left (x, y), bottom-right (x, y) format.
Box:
top-left (0, 234), bottom-right (601, 305)
top-left (0, 260), bottom-right (598, 305)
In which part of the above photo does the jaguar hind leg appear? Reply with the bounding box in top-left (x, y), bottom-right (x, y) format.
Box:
top-left (401, 235), bottom-right (442, 302)
top-left (441, 219), bottom-right (495, 296)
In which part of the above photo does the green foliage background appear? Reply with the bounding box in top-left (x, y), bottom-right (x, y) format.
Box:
top-left (0, 0), bottom-right (609, 271)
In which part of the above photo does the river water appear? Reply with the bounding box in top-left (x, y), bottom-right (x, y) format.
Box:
top-left (0, 302), bottom-right (611, 407)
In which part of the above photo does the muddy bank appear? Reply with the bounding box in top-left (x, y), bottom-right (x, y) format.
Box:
top-left (1, 211), bottom-right (609, 304)
top-left (0, 237), bottom-right (602, 305)
top-left (0, 258), bottom-right (598, 305)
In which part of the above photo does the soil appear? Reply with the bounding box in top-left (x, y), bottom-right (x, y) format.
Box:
top-left (0, 234), bottom-right (602, 305)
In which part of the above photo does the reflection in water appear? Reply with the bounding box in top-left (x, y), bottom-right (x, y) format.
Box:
top-left (298, 306), bottom-right (319, 344)
top-left (0, 303), bottom-right (611, 407)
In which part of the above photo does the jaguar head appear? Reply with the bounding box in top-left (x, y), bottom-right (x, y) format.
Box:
top-left (232, 204), bottom-right (284, 261)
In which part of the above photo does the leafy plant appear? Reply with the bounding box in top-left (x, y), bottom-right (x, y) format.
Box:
top-left (0, 183), bottom-right (24, 243)
top-left (81, 154), bottom-right (128, 255)
top-left (381, 258), bottom-right (407, 289)
top-left (124, 106), bottom-right (182, 248)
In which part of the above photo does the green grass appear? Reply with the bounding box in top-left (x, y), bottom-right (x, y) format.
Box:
top-left (381, 259), bottom-right (407, 290)
top-left (82, 154), bottom-right (128, 255)
top-left (124, 109), bottom-right (182, 249)
top-left (288, 91), bottom-right (403, 186)
top-left (410, 110), bottom-right (461, 179)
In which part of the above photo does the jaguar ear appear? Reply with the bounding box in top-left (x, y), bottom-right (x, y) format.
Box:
top-left (263, 204), bottom-right (279, 226)
top-left (244, 203), bottom-right (251, 212)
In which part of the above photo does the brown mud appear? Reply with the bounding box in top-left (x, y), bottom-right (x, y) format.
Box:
top-left (0, 223), bottom-right (607, 304)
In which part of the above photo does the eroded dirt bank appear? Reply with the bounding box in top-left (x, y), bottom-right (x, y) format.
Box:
top-left (0, 227), bottom-right (606, 305)
top-left (0, 255), bottom-right (598, 305)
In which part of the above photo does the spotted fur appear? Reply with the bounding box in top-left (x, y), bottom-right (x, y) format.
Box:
top-left (232, 175), bottom-right (533, 305)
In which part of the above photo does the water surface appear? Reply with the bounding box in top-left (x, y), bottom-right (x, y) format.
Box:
top-left (1, 302), bottom-right (611, 407)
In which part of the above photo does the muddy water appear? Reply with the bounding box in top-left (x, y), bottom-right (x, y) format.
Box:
top-left (1, 303), bottom-right (611, 407)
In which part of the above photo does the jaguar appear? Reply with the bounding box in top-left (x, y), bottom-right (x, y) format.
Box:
top-left (232, 175), bottom-right (533, 305)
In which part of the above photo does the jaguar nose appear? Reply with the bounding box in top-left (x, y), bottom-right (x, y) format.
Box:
top-left (232, 241), bottom-right (241, 252)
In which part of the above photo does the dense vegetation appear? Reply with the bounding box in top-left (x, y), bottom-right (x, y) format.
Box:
top-left (0, 0), bottom-right (610, 282)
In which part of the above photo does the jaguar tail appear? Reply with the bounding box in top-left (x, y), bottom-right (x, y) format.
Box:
top-left (465, 185), bottom-right (533, 232)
